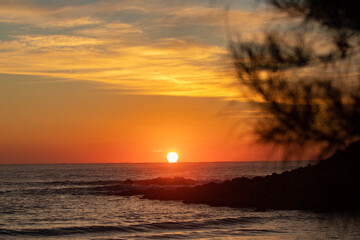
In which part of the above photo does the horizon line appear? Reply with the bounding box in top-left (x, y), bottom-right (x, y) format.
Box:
top-left (0, 160), bottom-right (316, 165)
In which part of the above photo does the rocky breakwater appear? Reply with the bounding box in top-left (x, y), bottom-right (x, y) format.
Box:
top-left (143, 141), bottom-right (360, 211)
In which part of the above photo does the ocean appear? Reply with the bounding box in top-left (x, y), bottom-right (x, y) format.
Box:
top-left (1, 162), bottom-right (359, 239)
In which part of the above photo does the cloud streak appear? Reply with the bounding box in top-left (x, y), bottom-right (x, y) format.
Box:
top-left (0, 0), bottom-right (276, 98)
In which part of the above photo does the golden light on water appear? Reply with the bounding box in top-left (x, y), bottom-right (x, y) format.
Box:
top-left (167, 152), bottom-right (178, 163)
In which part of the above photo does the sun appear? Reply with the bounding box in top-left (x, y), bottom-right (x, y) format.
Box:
top-left (167, 152), bottom-right (178, 163)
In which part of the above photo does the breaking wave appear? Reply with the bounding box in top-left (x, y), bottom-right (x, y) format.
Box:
top-left (0, 216), bottom-right (270, 237)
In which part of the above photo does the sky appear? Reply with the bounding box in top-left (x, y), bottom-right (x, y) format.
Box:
top-left (0, 0), bottom-right (281, 164)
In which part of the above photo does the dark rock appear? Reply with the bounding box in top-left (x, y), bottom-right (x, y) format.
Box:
top-left (123, 177), bottom-right (196, 186)
top-left (124, 179), bottom-right (134, 184)
top-left (141, 140), bottom-right (360, 211)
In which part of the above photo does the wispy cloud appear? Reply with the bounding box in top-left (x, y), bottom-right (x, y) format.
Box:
top-left (0, 1), bottom-right (101, 27)
top-left (0, 0), bottom-right (276, 98)
top-left (76, 22), bottom-right (143, 38)
top-left (15, 35), bottom-right (103, 47)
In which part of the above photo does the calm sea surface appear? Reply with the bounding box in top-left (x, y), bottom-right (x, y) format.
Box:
top-left (1, 162), bottom-right (359, 239)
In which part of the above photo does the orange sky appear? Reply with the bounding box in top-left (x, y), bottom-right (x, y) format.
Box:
top-left (0, 0), bottom-right (281, 163)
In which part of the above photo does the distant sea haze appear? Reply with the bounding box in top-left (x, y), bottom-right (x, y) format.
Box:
top-left (1, 162), bottom-right (359, 239)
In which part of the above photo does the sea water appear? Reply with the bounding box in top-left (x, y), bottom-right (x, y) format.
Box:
top-left (0, 162), bottom-right (359, 239)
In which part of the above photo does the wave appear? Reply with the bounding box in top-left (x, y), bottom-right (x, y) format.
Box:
top-left (42, 180), bottom-right (125, 186)
top-left (12, 177), bottom-right (200, 197)
top-left (18, 184), bottom-right (132, 196)
top-left (123, 227), bottom-right (283, 240)
top-left (41, 177), bottom-right (197, 187)
top-left (0, 216), bottom-right (265, 237)
top-left (0, 190), bottom-right (11, 194)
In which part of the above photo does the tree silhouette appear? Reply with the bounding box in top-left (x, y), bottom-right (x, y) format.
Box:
top-left (230, 0), bottom-right (360, 159)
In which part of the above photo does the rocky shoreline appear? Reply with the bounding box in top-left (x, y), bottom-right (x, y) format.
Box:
top-left (139, 141), bottom-right (360, 212)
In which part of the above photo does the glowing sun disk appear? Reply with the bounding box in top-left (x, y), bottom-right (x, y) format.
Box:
top-left (167, 152), bottom-right (178, 163)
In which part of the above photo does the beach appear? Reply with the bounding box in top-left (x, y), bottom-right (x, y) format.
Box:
top-left (1, 161), bottom-right (359, 239)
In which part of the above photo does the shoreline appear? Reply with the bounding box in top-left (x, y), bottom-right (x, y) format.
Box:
top-left (132, 141), bottom-right (360, 212)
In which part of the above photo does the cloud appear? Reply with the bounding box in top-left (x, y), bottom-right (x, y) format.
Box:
top-left (76, 22), bottom-right (143, 39)
top-left (15, 35), bottom-right (103, 47)
top-left (0, 0), bottom-right (280, 98)
top-left (0, 1), bottom-right (102, 27)
top-left (0, 35), bottom-right (237, 97)
top-left (151, 5), bottom-right (287, 33)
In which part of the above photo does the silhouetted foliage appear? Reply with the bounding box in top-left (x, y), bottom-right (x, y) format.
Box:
top-left (270, 0), bottom-right (360, 32)
top-left (230, 0), bottom-right (360, 159)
